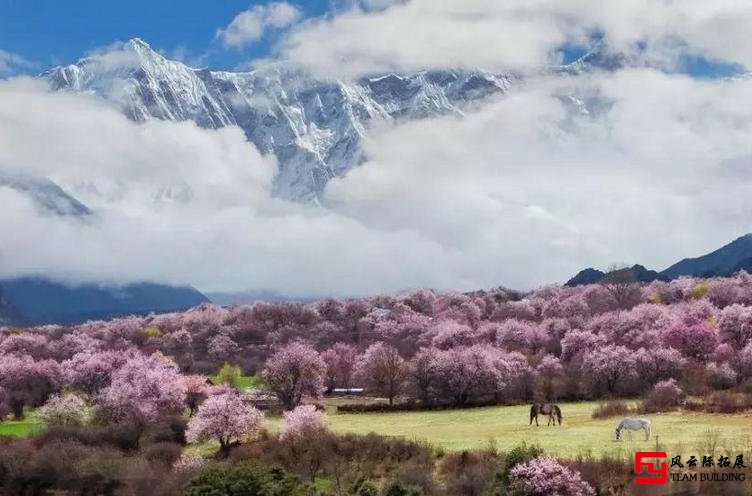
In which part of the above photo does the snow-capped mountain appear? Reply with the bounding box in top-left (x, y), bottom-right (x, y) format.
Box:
top-left (0, 174), bottom-right (91, 216)
top-left (42, 39), bottom-right (516, 202)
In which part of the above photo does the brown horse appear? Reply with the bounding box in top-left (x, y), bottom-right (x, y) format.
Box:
top-left (530, 403), bottom-right (563, 426)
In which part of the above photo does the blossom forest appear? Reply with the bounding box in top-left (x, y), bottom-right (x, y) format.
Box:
top-left (2, 273), bottom-right (752, 495)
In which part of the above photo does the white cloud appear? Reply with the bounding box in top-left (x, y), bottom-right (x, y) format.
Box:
top-left (0, 79), bottom-right (464, 296)
top-left (218, 2), bottom-right (302, 49)
top-left (274, 0), bottom-right (752, 78)
top-left (324, 70), bottom-right (752, 288)
top-left (0, 49), bottom-right (33, 75)
top-left (8, 3), bottom-right (752, 297)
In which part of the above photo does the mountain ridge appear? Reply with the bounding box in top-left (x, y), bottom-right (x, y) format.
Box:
top-left (41, 38), bottom-right (516, 203)
top-left (566, 234), bottom-right (752, 286)
top-left (0, 277), bottom-right (209, 326)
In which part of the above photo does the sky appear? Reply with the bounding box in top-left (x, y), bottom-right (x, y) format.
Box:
top-left (0, 0), bottom-right (330, 72)
top-left (2, 1), bottom-right (752, 297)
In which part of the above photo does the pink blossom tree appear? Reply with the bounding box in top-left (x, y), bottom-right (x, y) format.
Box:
top-left (37, 393), bottom-right (90, 426)
top-left (429, 320), bottom-right (476, 350)
top-left (207, 333), bottom-right (240, 363)
top-left (410, 347), bottom-right (441, 405)
top-left (663, 317), bottom-right (718, 360)
top-left (186, 391), bottom-right (264, 457)
top-left (560, 330), bottom-right (605, 363)
top-left (581, 345), bottom-right (637, 395)
top-left (707, 362), bottom-right (737, 389)
top-left (321, 342), bottom-right (357, 391)
top-left (279, 404), bottom-right (327, 442)
top-left (0, 354), bottom-right (61, 419)
top-left (431, 345), bottom-right (504, 406)
top-left (180, 374), bottom-right (212, 416)
top-left (536, 354), bottom-right (564, 400)
top-left (509, 456), bottom-right (595, 496)
top-left (262, 341), bottom-right (327, 410)
top-left (0, 333), bottom-right (49, 357)
top-left (633, 347), bottom-right (686, 386)
top-left (62, 349), bottom-right (128, 394)
top-left (355, 342), bottom-right (409, 406)
top-left (99, 352), bottom-right (185, 422)
top-left (718, 304), bottom-right (752, 348)
top-left (738, 342), bottom-right (752, 380)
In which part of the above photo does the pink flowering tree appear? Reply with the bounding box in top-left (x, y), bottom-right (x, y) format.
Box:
top-left (509, 456), bottom-right (595, 496)
top-left (207, 333), bottom-right (240, 363)
top-left (62, 349), bottom-right (128, 394)
top-left (262, 342), bottom-right (327, 410)
top-left (0, 354), bottom-right (61, 419)
top-left (0, 333), bottom-right (49, 357)
top-left (186, 391), bottom-right (264, 457)
top-left (643, 378), bottom-right (686, 411)
top-left (663, 317), bottom-right (718, 360)
top-left (718, 304), bottom-right (752, 348)
top-left (536, 354), bottom-right (564, 400)
top-left (180, 374), bottom-right (212, 416)
top-left (560, 330), bottom-right (605, 363)
top-left (429, 320), bottom-right (476, 350)
top-left (707, 362), bottom-right (738, 389)
top-left (321, 342), bottom-right (357, 392)
top-left (737, 342), bottom-right (752, 380)
top-left (431, 345), bottom-right (505, 406)
top-left (355, 342), bottom-right (410, 406)
top-left (279, 404), bottom-right (327, 442)
top-left (410, 347), bottom-right (441, 405)
top-left (633, 347), bottom-right (686, 386)
top-left (497, 319), bottom-right (547, 353)
top-left (581, 345), bottom-right (637, 395)
top-left (37, 393), bottom-right (91, 426)
top-left (99, 352), bottom-right (185, 422)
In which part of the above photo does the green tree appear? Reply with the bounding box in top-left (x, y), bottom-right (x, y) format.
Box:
top-left (215, 362), bottom-right (243, 390)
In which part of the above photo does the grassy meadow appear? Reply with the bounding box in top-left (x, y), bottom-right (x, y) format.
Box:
top-left (5, 398), bottom-right (751, 461)
top-left (267, 400), bottom-right (752, 459)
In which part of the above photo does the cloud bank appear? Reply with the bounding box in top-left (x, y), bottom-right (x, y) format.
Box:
top-left (6, 1), bottom-right (752, 296)
top-left (4, 68), bottom-right (752, 296)
top-left (275, 0), bottom-right (752, 77)
top-left (218, 2), bottom-right (302, 49)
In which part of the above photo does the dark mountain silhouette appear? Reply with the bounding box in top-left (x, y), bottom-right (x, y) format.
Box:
top-left (566, 234), bottom-right (752, 286)
top-left (0, 277), bottom-right (209, 325)
top-left (661, 234), bottom-right (752, 279)
top-left (565, 264), bottom-right (666, 287)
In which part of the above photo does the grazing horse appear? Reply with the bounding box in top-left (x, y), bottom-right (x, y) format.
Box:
top-left (615, 417), bottom-right (651, 441)
top-left (529, 403), bottom-right (563, 426)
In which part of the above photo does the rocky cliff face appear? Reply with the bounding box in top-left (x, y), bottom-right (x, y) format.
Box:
top-left (42, 38), bottom-right (516, 202)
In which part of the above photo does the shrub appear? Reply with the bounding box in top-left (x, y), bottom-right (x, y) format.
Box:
top-left (143, 327), bottom-right (162, 338)
top-left (500, 443), bottom-right (545, 487)
top-left (688, 282), bottom-right (709, 299)
top-left (641, 379), bottom-right (685, 413)
top-left (143, 441), bottom-right (182, 465)
top-left (279, 404), bottom-right (327, 442)
top-left (591, 401), bottom-right (632, 419)
top-left (439, 449), bottom-right (500, 496)
top-left (508, 456), bottom-right (595, 496)
top-left (36, 393), bottom-right (90, 427)
top-left (184, 460), bottom-right (313, 496)
top-left (381, 480), bottom-right (423, 496)
top-left (704, 391), bottom-right (752, 413)
top-left (706, 362), bottom-right (738, 390)
top-left (350, 479), bottom-right (379, 496)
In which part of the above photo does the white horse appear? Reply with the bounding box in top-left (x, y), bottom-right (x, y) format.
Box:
top-left (615, 417), bottom-right (651, 441)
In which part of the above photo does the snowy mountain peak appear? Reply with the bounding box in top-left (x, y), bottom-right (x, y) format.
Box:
top-left (41, 40), bottom-right (516, 201)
